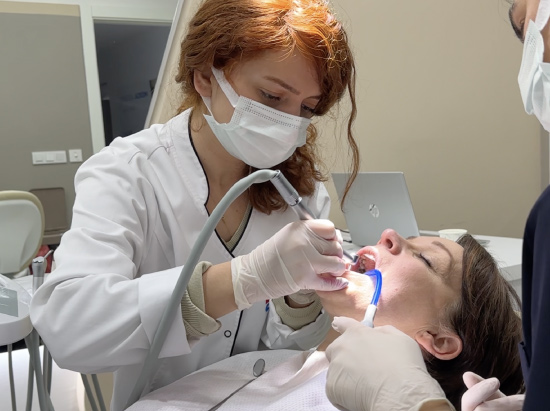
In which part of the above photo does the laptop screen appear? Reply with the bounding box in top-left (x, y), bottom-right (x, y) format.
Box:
top-left (332, 172), bottom-right (420, 246)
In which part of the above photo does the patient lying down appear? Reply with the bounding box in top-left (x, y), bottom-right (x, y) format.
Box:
top-left (126, 230), bottom-right (523, 410)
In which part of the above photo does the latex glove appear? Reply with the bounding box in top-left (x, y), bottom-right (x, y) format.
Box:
top-left (325, 317), bottom-right (451, 411)
top-left (461, 372), bottom-right (524, 411)
top-left (287, 227), bottom-right (347, 306)
top-left (231, 219), bottom-right (348, 309)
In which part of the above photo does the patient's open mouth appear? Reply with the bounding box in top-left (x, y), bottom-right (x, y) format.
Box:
top-left (354, 248), bottom-right (377, 273)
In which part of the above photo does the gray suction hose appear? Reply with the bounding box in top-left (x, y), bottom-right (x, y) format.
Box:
top-left (125, 169), bottom-right (278, 409)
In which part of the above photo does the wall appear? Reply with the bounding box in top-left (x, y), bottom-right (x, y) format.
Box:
top-left (0, 0), bottom-right (178, 226)
top-left (150, 0), bottom-right (542, 238)
top-left (319, 0), bottom-right (543, 238)
top-left (5, 0), bottom-right (544, 239)
top-left (0, 2), bottom-right (92, 227)
top-left (7, 0), bottom-right (179, 154)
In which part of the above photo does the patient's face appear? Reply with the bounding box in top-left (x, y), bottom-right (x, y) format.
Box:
top-left (318, 229), bottom-right (463, 338)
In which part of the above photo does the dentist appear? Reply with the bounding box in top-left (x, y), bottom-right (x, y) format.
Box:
top-left (29, 0), bottom-right (360, 410)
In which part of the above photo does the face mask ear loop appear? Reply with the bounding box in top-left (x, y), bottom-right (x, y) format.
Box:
top-left (202, 96), bottom-right (213, 115)
top-left (211, 66), bottom-right (240, 108)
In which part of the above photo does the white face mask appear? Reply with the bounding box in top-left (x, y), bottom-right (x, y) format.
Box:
top-left (202, 67), bottom-right (311, 169)
top-left (518, 0), bottom-right (550, 131)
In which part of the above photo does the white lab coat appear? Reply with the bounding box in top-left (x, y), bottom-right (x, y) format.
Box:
top-left (29, 109), bottom-right (331, 411)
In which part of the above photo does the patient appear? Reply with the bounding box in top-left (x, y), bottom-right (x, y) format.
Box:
top-left (126, 230), bottom-right (523, 410)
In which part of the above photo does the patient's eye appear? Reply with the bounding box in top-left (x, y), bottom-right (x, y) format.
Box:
top-left (418, 253), bottom-right (433, 269)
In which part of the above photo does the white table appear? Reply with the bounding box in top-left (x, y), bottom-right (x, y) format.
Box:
top-left (0, 274), bottom-right (85, 411)
top-left (342, 231), bottom-right (523, 298)
top-left (472, 235), bottom-right (522, 279)
top-left (0, 274), bottom-right (32, 346)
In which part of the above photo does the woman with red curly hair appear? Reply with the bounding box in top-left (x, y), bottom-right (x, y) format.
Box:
top-left (30, 0), bottom-right (359, 410)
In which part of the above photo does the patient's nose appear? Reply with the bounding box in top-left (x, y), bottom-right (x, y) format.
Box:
top-left (378, 229), bottom-right (403, 254)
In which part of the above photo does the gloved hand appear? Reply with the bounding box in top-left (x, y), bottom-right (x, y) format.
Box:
top-left (325, 317), bottom-right (452, 411)
top-left (461, 372), bottom-right (524, 411)
top-left (287, 228), bottom-right (346, 306)
top-left (231, 219), bottom-right (348, 309)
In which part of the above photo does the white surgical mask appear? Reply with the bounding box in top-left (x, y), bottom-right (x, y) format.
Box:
top-left (202, 67), bottom-right (311, 169)
top-left (518, 0), bottom-right (550, 131)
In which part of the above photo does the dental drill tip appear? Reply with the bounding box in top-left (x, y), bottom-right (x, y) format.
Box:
top-left (343, 249), bottom-right (358, 264)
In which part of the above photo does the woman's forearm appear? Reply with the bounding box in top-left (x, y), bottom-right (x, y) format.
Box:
top-left (202, 261), bottom-right (239, 319)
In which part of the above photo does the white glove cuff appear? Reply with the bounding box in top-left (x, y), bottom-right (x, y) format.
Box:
top-left (413, 398), bottom-right (455, 411)
top-left (406, 374), bottom-right (450, 411)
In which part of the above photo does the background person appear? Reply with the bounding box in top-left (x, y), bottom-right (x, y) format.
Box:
top-left (509, 1), bottom-right (550, 408)
top-left (29, 0), bottom-right (359, 409)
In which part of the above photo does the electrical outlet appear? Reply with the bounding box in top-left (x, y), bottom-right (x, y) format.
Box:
top-left (69, 149), bottom-right (83, 163)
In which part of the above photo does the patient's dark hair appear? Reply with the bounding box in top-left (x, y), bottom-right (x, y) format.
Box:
top-left (424, 234), bottom-right (524, 410)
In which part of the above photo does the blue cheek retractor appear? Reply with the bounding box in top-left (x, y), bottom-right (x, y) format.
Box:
top-left (362, 269), bottom-right (382, 328)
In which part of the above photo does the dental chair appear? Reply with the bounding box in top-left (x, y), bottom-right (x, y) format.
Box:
top-left (29, 187), bottom-right (68, 247)
top-left (24, 188), bottom-right (106, 410)
top-left (0, 190), bottom-right (45, 279)
top-left (0, 190), bottom-right (50, 410)
top-left (0, 191), bottom-right (89, 410)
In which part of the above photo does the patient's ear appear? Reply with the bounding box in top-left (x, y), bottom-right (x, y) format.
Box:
top-left (194, 68), bottom-right (213, 97)
top-left (415, 330), bottom-right (462, 360)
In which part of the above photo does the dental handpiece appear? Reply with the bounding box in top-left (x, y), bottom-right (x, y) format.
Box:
top-left (270, 170), bottom-right (358, 264)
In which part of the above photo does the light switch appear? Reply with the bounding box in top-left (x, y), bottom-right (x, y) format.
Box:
top-left (32, 152), bottom-right (45, 164)
top-left (32, 150), bottom-right (68, 165)
top-left (69, 149), bottom-right (83, 163)
top-left (56, 151), bottom-right (66, 162)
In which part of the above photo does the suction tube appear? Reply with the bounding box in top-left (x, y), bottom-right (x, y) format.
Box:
top-left (125, 169), bottom-right (279, 409)
top-left (363, 269), bottom-right (382, 328)
top-left (126, 169), bottom-right (360, 408)
top-left (366, 269), bottom-right (382, 306)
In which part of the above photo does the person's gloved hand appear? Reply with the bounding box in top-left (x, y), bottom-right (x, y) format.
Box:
top-left (287, 228), bottom-right (346, 306)
top-left (325, 317), bottom-right (452, 411)
top-left (231, 219), bottom-right (348, 309)
top-left (461, 372), bottom-right (524, 411)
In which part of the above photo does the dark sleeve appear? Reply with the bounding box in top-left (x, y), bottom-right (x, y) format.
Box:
top-left (522, 185), bottom-right (550, 410)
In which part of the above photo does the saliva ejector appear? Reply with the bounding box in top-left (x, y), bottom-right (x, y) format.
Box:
top-left (362, 268), bottom-right (382, 328)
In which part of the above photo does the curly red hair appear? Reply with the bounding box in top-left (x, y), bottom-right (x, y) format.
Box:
top-left (175, 0), bottom-right (359, 213)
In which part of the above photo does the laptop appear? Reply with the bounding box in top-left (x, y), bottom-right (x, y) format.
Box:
top-left (331, 172), bottom-right (420, 246)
